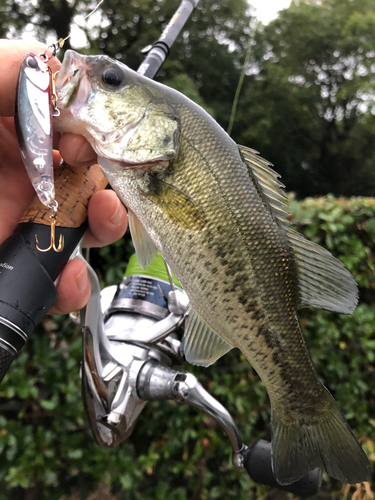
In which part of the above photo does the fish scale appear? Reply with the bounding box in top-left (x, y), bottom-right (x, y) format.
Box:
top-left (55, 50), bottom-right (370, 486)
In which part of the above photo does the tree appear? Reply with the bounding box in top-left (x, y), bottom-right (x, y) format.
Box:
top-left (234, 0), bottom-right (375, 197)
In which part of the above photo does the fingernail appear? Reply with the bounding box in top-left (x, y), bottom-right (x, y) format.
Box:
top-left (76, 142), bottom-right (96, 163)
top-left (76, 266), bottom-right (88, 291)
top-left (109, 200), bottom-right (123, 226)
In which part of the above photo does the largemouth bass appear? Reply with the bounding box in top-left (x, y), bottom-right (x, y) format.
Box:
top-left (55, 50), bottom-right (370, 485)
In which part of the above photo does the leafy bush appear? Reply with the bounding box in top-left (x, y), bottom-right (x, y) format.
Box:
top-left (0, 196), bottom-right (374, 500)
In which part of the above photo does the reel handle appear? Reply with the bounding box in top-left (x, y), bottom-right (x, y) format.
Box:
top-left (0, 163), bottom-right (108, 382)
top-left (244, 440), bottom-right (321, 498)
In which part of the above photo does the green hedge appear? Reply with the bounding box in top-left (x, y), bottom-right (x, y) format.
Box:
top-left (0, 196), bottom-right (374, 500)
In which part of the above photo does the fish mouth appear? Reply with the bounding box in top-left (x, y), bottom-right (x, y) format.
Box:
top-left (55, 50), bottom-right (89, 110)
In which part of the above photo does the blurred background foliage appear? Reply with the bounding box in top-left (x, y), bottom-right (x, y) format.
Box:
top-left (0, 0), bottom-right (375, 498)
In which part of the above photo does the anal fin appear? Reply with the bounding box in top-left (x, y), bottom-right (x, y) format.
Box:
top-left (182, 308), bottom-right (232, 367)
top-left (287, 229), bottom-right (358, 314)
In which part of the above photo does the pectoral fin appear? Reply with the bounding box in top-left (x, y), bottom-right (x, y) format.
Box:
top-left (145, 176), bottom-right (206, 230)
top-left (182, 308), bottom-right (233, 367)
top-left (128, 208), bottom-right (158, 270)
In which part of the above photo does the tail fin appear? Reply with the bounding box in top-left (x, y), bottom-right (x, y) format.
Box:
top-left (271, 391), bottom-right (371, 485)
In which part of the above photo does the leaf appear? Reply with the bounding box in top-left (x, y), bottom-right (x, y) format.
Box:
top-left (67, 449), bottom-right (83, 459)
top-left (40, 397), bottom-right (58, 411)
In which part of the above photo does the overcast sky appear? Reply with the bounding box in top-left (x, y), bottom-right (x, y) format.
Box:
top-left (250, 0), bottom-right (292, 25)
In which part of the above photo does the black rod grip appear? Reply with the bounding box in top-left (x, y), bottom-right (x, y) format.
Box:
top-left (0, 223), bottom-right (87, 382)
top-left (244, 440), bottom-right (321, 498)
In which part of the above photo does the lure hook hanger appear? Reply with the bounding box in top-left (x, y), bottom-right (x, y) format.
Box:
top-left (35, 213), bottom-right (64, 253)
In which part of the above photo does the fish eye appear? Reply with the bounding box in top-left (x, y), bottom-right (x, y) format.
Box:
top-left (102, 67), bottom-right (124, 88)
top-left (26, 57), bottom-right (38, 70)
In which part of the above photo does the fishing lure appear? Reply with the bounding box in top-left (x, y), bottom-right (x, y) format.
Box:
top-left (15, 51), bottom-right (57, 211)
top-left (15, 49), bottom-right (64, 252)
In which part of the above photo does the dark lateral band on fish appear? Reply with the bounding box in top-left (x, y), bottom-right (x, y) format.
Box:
top-left (54, 49), bottom-right (370, 486)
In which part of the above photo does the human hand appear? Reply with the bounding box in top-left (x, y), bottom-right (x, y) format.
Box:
top-left (0, 39), bottom-right (128, 314)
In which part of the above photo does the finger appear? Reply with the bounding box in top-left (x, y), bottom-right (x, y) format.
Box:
top-left (83, 190), bottom-right (128, 248)
top-left (53, 149), bottom-right (62, 168)
top-left (53, 131), bottom-right (62, 150)
top-left (49, 258), bottom-right (90, 315)
top-left (0, 117), bottom-right (36, 242)
top-left (0, 40), bottom-right (60, 117)
top-left (58, 133), bottom-right (97, 167)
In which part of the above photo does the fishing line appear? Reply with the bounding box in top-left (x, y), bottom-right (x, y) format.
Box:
top-left (227, 21), bottom-right (258, 137)
top-left (40, 0), bottom-right (105, 59)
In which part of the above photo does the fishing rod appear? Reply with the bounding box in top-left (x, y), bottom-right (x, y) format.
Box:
top-left (0, 1), bottom-right (320, 496)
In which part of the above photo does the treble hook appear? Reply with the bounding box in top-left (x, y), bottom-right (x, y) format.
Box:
top-left (35, 214), bottom-right (64, 253)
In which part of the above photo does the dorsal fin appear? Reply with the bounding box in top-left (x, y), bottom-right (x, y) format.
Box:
top-left (238, 145), bottom-right (291, 230)
top-left (238, 145), bottom-right (358, 314)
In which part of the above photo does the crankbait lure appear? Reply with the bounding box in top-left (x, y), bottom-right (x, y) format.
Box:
top-left (15, 51), bottom-right (57, 211)
top-left (15, 48), bottom-right (61, 212)
top-left (15, 48), bottom-right (64, 252)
